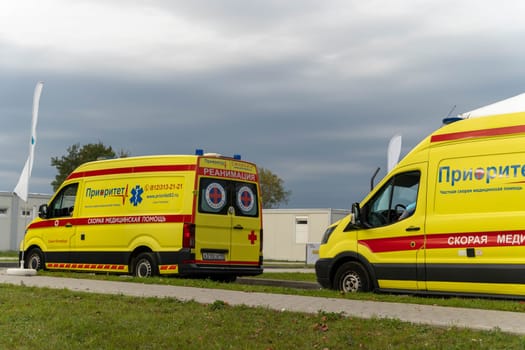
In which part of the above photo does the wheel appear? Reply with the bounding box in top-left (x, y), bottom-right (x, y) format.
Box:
top-left (133, 253), bottom-right (157, 277)
top-left (25, 248), bottom-right (44, 270)
top-left (333, 261), bottom-right (370, 293)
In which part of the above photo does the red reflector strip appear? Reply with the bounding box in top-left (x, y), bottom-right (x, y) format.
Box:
top-left (46, 263), bottom-right (126, 271)
top-left (159, 265), bottom-right (178, 271)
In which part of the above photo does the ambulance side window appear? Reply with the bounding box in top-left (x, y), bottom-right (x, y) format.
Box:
top-left (49, 183), bottom-right (79, 218)
top-left (362, 171), bottom-right (420, 228)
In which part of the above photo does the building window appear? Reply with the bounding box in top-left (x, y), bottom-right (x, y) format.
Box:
top-left (295, 216), bottom-right (309, 244)
top-left (0, 208), bottom-right (8, 216)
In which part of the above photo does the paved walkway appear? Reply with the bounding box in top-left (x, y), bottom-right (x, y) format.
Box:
top-left (1, 270), bottom-right (525, 335)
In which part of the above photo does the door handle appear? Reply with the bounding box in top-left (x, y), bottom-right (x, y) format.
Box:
top-left (406, 226), bottom-right (420, 232)
top-left (233, 225), bottom-right (244, 230)
top-left (65, 223), bottom-right (73, 228)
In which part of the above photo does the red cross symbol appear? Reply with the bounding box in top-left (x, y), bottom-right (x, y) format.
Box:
top-left (209, 187), bottom-right (222, 204)
top-left (241, 190), bottom-right (252, 207)
top-left (248, 230), bottom-right (257, 245)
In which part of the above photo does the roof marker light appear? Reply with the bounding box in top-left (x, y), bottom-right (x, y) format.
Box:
top-left (195, 149), bottom-right (204, 156)
top-left (233, 154), bottom-right (241, 160)
top-left (442, 117), bottom-right (464, 125)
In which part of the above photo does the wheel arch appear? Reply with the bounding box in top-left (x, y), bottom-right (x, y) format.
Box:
top-left (24, 243), bottom-right (43, 254)
top-left (330, 252), bottom-right (378, 291)
top-left (23, 245), bottom-right (46, 270)
top-left (129, 245), bottom-right (159, 275)
top-left (22, 236), bottom-right (47, 253)
top-left (23, 243), bottom-right (45, 260)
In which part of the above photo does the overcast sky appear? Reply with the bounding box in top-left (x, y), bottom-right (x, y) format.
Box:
top-left (2, 0), bottom-right (525, 208)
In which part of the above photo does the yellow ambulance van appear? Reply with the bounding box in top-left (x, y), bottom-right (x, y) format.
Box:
top-left (316, 111), bottom-right (525, 298)
top-left (21, 151), bottom-right (263, 280)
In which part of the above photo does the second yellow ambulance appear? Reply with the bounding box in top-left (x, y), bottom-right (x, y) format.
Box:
top-left (21, 151), bottom-right (263, 280)
top-left (316, 111), bottom-right (525, 298)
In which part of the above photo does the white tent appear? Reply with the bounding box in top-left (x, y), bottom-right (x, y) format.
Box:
top-left (460, 92), bottom-right (525, 119)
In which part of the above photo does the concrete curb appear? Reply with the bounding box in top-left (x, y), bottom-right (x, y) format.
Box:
top-left (237, 277), bottom-right (320, 289)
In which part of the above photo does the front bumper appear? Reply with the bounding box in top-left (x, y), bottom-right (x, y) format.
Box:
top-left (315, 258), bottom-right (334, 289)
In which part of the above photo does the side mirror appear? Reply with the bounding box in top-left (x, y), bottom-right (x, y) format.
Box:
top-left (351, 202), bottom-right (360, 225)
top-left (38, 204), bottom-right (48, 219)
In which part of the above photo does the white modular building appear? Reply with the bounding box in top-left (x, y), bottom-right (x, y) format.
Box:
top-left (262, 208), bottom-right (350, 263)
top-left (0, 192), bottom-right (51, 251)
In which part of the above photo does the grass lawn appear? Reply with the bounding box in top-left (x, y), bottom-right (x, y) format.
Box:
top-left (1, 284), bottom-right (524, 349)
top-left (3, 253), bottom-right (525, 348)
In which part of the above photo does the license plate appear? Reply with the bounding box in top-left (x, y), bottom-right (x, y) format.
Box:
top-left (202, 252), bottom-right (225, 261)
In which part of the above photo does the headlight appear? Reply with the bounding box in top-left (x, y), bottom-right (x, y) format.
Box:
top-left (321, 226), bottom-right (336, 244)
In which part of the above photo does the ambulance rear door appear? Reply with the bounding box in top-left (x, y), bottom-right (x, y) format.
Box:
top-left (230, 181), bottom-right (261, 264)
top-left (195, 177), bottom-right (261, 267)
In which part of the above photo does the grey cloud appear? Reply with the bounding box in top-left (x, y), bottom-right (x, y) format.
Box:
top-left (2, 1), bottom-right (525, 208)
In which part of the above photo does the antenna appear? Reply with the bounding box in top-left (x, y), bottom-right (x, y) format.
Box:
top-left (446, 104), bottom-right (456, 117)
top-left (370, 167), bottom-right (380, 191)
top-left (442, 104), bottom-right (464, 124)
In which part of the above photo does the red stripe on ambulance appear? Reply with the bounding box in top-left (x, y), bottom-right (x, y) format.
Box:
top-left (431, 124), bottom-right (525, 143)
top-left (28, 214), bottom-right (193, 229)
top-left (358, 235), bottom-right (425, 253)
top-left (67, 164), bottom-right (197, 180)
top-left (359, 230), bottom-right (525, 253)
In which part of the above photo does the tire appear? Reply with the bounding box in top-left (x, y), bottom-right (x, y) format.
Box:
top-left (133, 252), bottom-right (157, 278)
top-left (333, 261), bottom-right (370, 293)
top-left (25, 248), bottom-right (44, 270)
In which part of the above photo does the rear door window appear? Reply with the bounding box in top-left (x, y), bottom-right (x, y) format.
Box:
top-left (200, 179), bottom-right (229, 215)
top-left (234, 182), bottom-right (258, 217)
top-left (199, 178), bottom-right (258, 217)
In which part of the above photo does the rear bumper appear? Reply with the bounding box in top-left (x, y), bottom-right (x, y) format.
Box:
top-left (179, 263), bottom-right (263, 277)
top-left (315, 258), bottom-right (334, 289)
top-left (161, 250), bottom-right (263, 277)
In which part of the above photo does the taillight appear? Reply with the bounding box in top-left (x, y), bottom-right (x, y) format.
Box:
top-left (259, 229), bottom-right (263, 253)
top-left (183, 223), bottom-right (195, 249)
